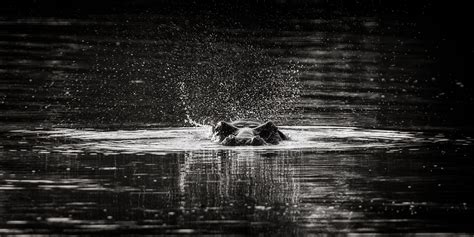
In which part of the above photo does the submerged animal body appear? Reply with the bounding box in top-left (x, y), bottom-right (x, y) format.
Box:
top-left (212, 121), bottom-right (288, 146)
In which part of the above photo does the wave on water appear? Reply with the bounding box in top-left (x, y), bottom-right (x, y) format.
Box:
top-left (10, 126), bottom-right (463, 155)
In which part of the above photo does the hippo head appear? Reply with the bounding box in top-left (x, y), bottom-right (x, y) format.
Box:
top-left (212, 121), bottom-right (288, 146)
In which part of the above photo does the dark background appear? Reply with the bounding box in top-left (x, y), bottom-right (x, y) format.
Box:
top-left (1, 0), bottom-right (473, 130)
top-left (2, 0), bottom-right (472, 93)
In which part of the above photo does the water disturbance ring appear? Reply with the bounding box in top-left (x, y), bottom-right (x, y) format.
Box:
top-left (10, 126), bottom-right (458, 155)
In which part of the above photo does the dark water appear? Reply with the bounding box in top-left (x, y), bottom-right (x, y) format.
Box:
top-left (1, 11), bottom-right (474, 235)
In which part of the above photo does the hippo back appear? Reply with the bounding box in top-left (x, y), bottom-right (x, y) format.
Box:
top-left (231, 120), bottom-right (261, 128)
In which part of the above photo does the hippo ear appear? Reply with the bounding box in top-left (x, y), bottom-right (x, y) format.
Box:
top-left (214, 121), bottom-right (238, 136)
top-left (213, 122), bottom-right (223, 133)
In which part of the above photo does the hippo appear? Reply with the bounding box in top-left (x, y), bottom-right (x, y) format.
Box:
top-left (212, 121), bottom-right (288, 146)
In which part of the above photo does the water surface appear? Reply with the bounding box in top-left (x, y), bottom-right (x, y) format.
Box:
top-left (1, 11), bottom-right (474, 235)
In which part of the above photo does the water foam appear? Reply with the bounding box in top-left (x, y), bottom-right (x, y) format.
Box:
top-left (10, 126), bottom-right (447, 154)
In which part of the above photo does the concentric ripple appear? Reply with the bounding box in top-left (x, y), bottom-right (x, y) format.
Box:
top-left (10, 126), bottom-right (451, 154)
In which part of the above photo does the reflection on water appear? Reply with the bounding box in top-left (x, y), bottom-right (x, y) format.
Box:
top-left (10, 126), bottom-right (473, 154)
top-left (1, 12), bottom-right (474, 235)
top-left (1, 133), bottom-right (473, 234)
top-left (0, 148), bottom-right (302, 234)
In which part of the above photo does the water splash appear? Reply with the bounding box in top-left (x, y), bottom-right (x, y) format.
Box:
top-left (175, 37), bottom-right (301, 125)
top-left (178, 81), bottom-right (207, 127)
top-left (63, 17), bottom-right (301, 128)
